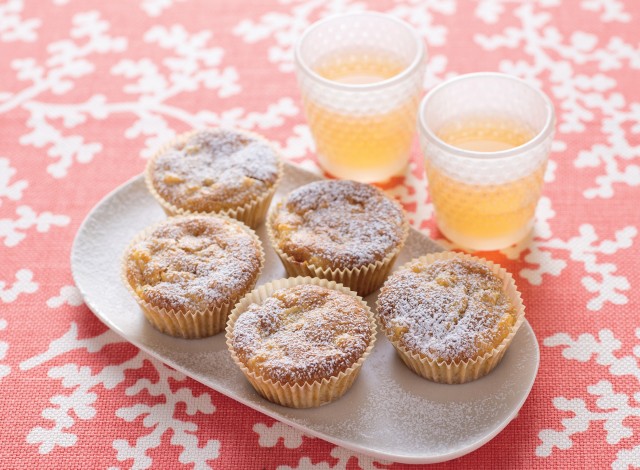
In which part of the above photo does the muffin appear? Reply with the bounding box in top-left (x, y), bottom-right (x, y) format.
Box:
top-left (145, 128), bottom-right (283, 228)
top-left (267, 180), bottom-right (408, 296)
top-left (376, 252), bottom-right (524, 383)
top-left (226, 277), bottom-right (377, 408)
top-left (122, 214), bottom-right (264, 338)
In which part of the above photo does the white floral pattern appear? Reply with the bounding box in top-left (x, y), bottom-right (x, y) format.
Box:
top-left (254, 422), bottom-right (308, 449)
top-left (20, 323), bottom-right (219, 468)
top-left (538, 329), bottom-right (640, 468)
top-left (46, 285), bottom-right (84, 308)
top-left (0, 269), bottom-right (38, 303)
top-left (0, 317), bottom-right (10, 383)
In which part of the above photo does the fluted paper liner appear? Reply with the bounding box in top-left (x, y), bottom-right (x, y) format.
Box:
top-left (145, 128), bottom-right (284, 229)
top-left (121, 214), bottom-right (265, 339)
top-left (226, 277), bottom-right (377, 408)
top-left (377, 251), bottom-right (525, 384)
top-left (266, 197), bottom-right (409, 297)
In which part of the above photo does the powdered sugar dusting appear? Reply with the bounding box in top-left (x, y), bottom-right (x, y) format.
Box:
top-left (377, 259), bottom-right (517, 362)
top-left (231, 284), bottom-right (372, 384)
top-left (124, 216), bottom-right (262, 312)
top-left (272, 180), bottom-right (406, 269)
top-left (151, 129), bottom-right (280, 211)
top-left (75, 166), bottom-right (539, 461)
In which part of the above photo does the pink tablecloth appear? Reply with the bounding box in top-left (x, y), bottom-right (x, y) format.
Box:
top-left (1, 0), bottom-right (639, 468)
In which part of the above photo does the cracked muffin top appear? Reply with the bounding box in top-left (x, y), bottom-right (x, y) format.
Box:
top-left (269, 180), bottom-right (407, 270)
top-left (377, 257), bottom-right (517, 363)
top-left (124, 215), bottom-right (263, 313)
top-left (230, 284), bottom-right (373, 385)
top-left (147, 128), bottom-right (281, 213)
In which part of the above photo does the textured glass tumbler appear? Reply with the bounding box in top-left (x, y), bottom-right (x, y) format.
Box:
top-left (295, 12), bottom-right (425, 182)
top-left (419, 73), bottom-right (555, 251)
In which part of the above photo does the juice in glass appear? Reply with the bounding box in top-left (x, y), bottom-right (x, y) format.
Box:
top-left (295, 13), bottom-right (425, 182)
top-left (304, 49), bottom-right (420, 182)
top-left (419, 73), bottom-right (555, 251)
top-left (426, 118), bottom-right (545, 249)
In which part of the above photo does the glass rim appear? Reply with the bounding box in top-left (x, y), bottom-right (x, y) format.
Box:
top-left (418, 72), bottom-right (556, 160)
top-left (294, 11), bottom-right (426, 92)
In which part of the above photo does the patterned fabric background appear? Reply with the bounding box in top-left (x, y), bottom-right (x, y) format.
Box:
top-left (1, 0), bottom-right (638, 468)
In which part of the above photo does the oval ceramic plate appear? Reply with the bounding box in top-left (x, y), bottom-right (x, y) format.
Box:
top-left (71, 162), bottom-right (539, 464)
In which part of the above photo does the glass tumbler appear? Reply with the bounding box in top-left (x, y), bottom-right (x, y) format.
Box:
top-left (418, 73), bottom-right (555, 251)
top-left (294, 12), bottom-right (425, 183)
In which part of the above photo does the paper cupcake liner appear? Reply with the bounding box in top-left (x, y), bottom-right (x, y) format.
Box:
top-left (377, 251), bottom-right (525, 384)
top-left (121, 214), bottom-right (265, 339)
top-left (266, 199), bottom-right (409, 297)
top-left (226, 276), bottom-right (377, 408)
top-left (145, 128), bottom-right (284, 229)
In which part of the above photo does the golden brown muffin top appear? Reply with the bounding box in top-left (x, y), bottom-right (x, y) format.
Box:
top-left (377, 258), bottom-right (517, 363)
top-left (149, 129), bottom-right (280, 212)
top-left (124, 216), bottom-right (262, 313)
top-left (270, 180), bottom-right (406, 270)
top-left (231, 284), bottom-right (372, 385)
